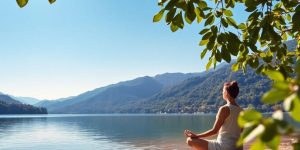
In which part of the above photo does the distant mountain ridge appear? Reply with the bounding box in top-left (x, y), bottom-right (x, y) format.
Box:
top-left (36, 63), bottom-right (273, 114)
top-left (153, 72), bottom-right (201, 87)
top-left (0, 94), bottom-right (47, 114)
top-left (121, 65), bottom-right (272, 113)
top-left (35, 72), bottom-right (201, 113)
top-left (12, 96), bottom-right (40, 105)
top-left (0, 95), bottom-right (21, 104)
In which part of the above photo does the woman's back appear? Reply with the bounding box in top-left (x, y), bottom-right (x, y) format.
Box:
top-left (216, 104), bottom-right (243, 149)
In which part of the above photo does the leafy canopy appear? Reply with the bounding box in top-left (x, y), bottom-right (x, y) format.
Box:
top-left (154, 0), bottom-right (300, 77)
top-left (154, 0), bottom-right (300, 149)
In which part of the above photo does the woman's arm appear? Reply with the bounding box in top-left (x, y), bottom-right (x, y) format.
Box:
top-left (194, 106), bottom-right (230, 138)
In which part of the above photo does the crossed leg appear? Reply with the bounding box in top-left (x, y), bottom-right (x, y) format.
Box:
top-left (186, 137), bottom-right (209, 150)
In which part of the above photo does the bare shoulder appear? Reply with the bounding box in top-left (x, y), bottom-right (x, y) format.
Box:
top-left (217, 105), bottom-right (230, 117)
top-left (219, 105), bottom-right (230, 112)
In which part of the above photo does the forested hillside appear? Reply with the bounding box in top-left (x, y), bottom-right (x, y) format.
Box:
top-left (121, 65), bottom-right (272, 113)
top-left (0, 94), bottom-right (47, 114)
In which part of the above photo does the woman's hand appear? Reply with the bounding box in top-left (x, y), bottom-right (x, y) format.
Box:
top-left (184, 130), bottom-right (198, 138)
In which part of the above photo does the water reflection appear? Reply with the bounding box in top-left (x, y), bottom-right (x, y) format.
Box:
top-left (0, 114), bottom-right (216, 150)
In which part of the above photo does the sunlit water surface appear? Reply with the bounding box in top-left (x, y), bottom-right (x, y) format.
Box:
top-left (0, 114), bottom-right (299, 150)
top-left (0, 114), bottom-right (217, 150)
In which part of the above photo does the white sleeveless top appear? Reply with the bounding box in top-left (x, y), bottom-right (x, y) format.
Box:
top-left (208, 104), bottom-right (243, 150)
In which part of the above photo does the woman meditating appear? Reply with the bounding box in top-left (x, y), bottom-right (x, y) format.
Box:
top-left (184, 81), bottom-right (243, 150)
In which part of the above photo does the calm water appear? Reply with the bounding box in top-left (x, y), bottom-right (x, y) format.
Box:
top-left (0, 114), bottom-right (217, 150)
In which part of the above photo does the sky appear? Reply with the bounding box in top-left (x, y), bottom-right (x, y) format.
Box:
top-left (0, 0), bottom-right (245, 100)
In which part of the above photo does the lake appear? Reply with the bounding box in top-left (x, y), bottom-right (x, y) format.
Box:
top-left (1, 114), bottom-right (299, 150)
top-left (0, 114), bottom-right (217, 150)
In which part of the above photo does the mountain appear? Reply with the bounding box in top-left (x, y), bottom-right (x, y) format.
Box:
top-left (0, 94), bottom-right (22, 104)
top-left (120, 64), bottom-right (272, 113)
top-left (153, 72), bottom-right (201, 87)
top-left (12, 96), bottom-right (40, 105)
top-left (152, 64), bottom-right (226, 88)
top-left (0, 94), bottom-right (47, 114)
top-left (35, 72), bottom-right (201, 113)
top-left (36, 66), bottom-right (273, 114)
top-left (37, 63), bottom-right (272, 114)
top-left (37, 76), bottom-right (160, 113)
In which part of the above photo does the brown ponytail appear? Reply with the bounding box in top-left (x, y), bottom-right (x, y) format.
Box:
top-left (224, 81), bottom-right (239, 99)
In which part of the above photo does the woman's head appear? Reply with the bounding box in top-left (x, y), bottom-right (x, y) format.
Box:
top-left (223, 81), bottom-right (239, 100)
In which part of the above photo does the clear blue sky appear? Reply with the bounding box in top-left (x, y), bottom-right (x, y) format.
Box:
top-left (0, 0), bottom-right (245, 99)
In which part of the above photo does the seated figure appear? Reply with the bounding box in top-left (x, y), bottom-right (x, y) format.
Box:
top-left (184, 81), bottom-right (243, 150)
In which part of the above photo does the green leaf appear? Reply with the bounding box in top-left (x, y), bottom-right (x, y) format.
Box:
top-left (165, 0), bottom-right (177, 10)
top-left (170, 22), bottom-right (179, 32)
top-left (199, 28), bottom-right (210, 35)
top-left (250, 139), bottom-right (265, 150)
top-left (198, 1), bottom-right (207, 9)
top-left (49, 0), bottom-right (56, 4)
top-left (165, 8), bottom-right (176, 23)
top-left (206, 58), bottom-right (213, 71)
top-left (199, 39), bottom-right (209, 46)
top-left (227, 32), bottom-right (240, 56)
top-left (153, 9), bottom-right (165, 22)
top-left (205, 15), bottom-right (215, 26)
top-left (175, 0), bottom-right (186, 9)
top-left (227, 43), bottom-right (239, 56)
top-left (262, 89), bottom-right (289, 104)
top-left (194, 8), bottom-right (203, 23)
top-left (223, 10), bottom-right (233, 16)
top-left (292, 10), bottom-right (300, 31)
top-left (265, 70), bottom-right (285, 81)
top-left (238, 23), bottom-right (246, 30)
top-left (261, 119), bottom-right (278, 145)
top-left (217, 33), bottom-right (225, 44)
top-left (221, 46), bottom-right (231, 63)
top-left (173, 12), bottom-right (184, 29)
top-left (213, 57), bottom-right (217, 69)
top-left (221, 18), bottom-right (228, 27)
top-left (202, 32), bottom-right (212, 40)
top-left (287, 14), bottom-right (291, 21)
top-left (16, 0), bottom-right (28, 8)
top-left (238, 110), bottom-right (263, 127)
top-left (290, 96), bottom-right (300, 122)
top-left (282, 33), bottom-right (287, 41)
top-left (273, 81), bottom-right (289, 90)
top-left (215, 50), bottom-right (222, 62)
top-left (266, 135), bottom-right (280, 150)
top-left (185, 1), bottom-right (196, 24)
top-left (232, 63), bottom-right (239, 72)
top-left (200, 48), bottom-right (208, 59)
top-left (226, 17), bottom-right (238, 28)
top-left (227, 0), bottom-right (235, 8)
top-left (245, 0), bottom-right (260, 8)
top-left (211, 25), bottom-right (218, 35)
top-left (207, 35), bottom-right (216, 50)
